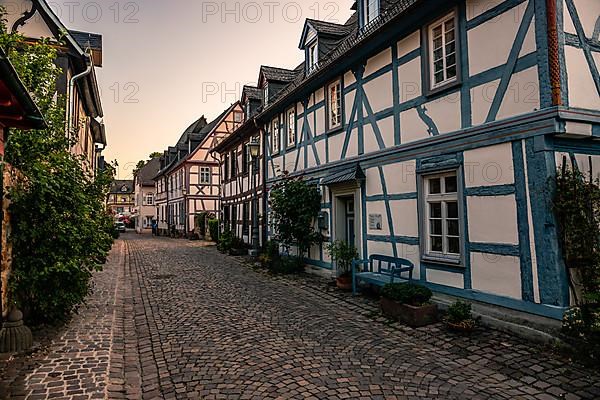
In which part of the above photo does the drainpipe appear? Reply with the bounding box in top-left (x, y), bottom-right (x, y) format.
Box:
top-left (67, 54), bottom-right (93, 142)
top-left (546, 0), bottom-right (562, 106)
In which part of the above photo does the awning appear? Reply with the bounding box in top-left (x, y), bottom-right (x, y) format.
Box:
top-left (321, 163), bottom-right (365, 186)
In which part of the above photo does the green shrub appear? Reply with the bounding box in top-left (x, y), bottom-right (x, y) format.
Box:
top-left (208, 219), bottom-right (219, 242)
top-left (326, 240), bottom-right (359, 277)
top-left (231, 236), bottom-right (247, 250)
top-left (446, 300), bottom-right (473, 324)
top-left (269, 255), bottom-right (304, 275)
top-left (217, 229), bottom-right (233, 253)
top-left (260, 240), bottom-right (281, 268)
top-left (381, 283), bottom-right (432, 306)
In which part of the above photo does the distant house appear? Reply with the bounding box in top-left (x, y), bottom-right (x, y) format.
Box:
top-left (133, 158), bottom-right (160, 233)
top-left (0, 0), bottom-right (107, 174)
top-left (0, 48), bottom-right (46, 319)
top-left (154, 103), bottom-right (244, 236)
top-left (107, 180), bottom-right (135, 216)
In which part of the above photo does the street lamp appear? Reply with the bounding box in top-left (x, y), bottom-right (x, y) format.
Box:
top-left (248, 137), bottom-right (260, 257)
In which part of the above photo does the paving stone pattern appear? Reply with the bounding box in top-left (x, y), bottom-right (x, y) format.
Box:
top-left (2, 234), bottom-right (600, 399)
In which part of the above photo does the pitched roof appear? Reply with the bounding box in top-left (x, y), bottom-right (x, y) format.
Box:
top-left (69, 30), bottom-right (102, 51)
top-left (135, 158), bottom-right (161, 186)
top-left (110, 180), bottom-right (134, 194)
top-left (242, 86), bottom-right (263, 102)
top-left (259, 66), bottom-right (297, 83)
top-left (306, 19), bottom-right (351, 37)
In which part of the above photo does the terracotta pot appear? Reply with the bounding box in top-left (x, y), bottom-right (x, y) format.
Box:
top-left (380, 297), bottom-right (438, 327)
top-left (446, 319), bottom-right (476, 334)
top-left (336, 275), bottom-right (352, 291)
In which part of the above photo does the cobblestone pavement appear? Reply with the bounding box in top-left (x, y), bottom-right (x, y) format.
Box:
top-left (2, 234), bottom-right (600, 399)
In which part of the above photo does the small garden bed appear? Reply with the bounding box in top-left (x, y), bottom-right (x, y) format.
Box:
top-left (380, 283), bottom-right (437, 327)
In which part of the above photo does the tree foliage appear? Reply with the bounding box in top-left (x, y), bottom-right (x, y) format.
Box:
top-left (269, 175), bottom-right (322, 257)
top-left (1, 14), bottom-right (115, 323)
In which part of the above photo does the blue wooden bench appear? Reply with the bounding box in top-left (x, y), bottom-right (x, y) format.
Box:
top-left (352, 255), bottom-right (415, 295)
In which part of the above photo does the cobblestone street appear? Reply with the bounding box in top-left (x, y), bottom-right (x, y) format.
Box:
top-left (2, 234), bottom-right (600, 399)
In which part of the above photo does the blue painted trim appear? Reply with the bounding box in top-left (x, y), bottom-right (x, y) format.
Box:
top-left (565, 0), bottom-right (600, 97)
top-left (512, 140), bottom-right (534, 301)
top-left (362, 85), bottom-right (387, 149)
top-left (459, 161), bottom-right (472, 289)
top-left (304, 258), bottom-right (333, 270)
top-left (469, 52), bottom-right (538, 88)
top-left (458, 1), bottom-right (472, 129)
top-left (378, 167), bottom-right (398, 258)
top-left (422, 261), bottom-right (466, 274)
top-left (391, 44), bottom-right (401, 146)
top-left (466, 0), bottom-right (527, 30)
top-left (361, 182), bottom-right (368, 260)
top-left (366, 192), bottom-right (418, 202)
top-left (533, 0), bottom-right (552, 108)
top-left (367, 234), bottom-right (419, 246)
top-left (417, 153), bottom-right (461, 173)
top-left (418, 281), bottom-right (567, 320)
top-left (356, 65), bottom-right (365, 156)
top-left (416, 105), bottom-right (439, 136)
top-left (486, 0), bottom-right (535, 123)
top-left (398, 48), bottom-right (420, 66)
top-left (470, 242), bottom-right (520, 257)
top-left (557, 0), bottom-right (569, 107)
top-left (554, 137), bottom-right (600, 155)
top-left (464, 184), bottom-right (516, 196)
top-left (341, 86), bottom-right (359, 160)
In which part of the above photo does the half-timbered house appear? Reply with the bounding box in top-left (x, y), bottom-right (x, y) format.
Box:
top-left (252, 0), bottom-right (600, 320)
top-left (155, 104), bottom-right (244, 236)
top-left (212, 86), bottom-right (265, 246)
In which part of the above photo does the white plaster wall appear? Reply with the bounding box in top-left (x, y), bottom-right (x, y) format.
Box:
top-left (496, 66), bottom-right (540, 121)
top-left (366, 201), bottom-right (390, 236)
top-left (397, 244), bottom-right (421, 280)
top-left (569, 0), bottom-right (600, 37)
top-left (345, 128), bottom-right (359, 159)
top-left (468, 1), bottom-right (534, 75)
top-left (390, 199), bottom-right (419, 237)
top-left (315, 88), bottom-right (324, 105)
top-left (344, 71), bottom-right (356, 87)
top-left (470, 79), bottom-right (500, 126)
top-left (363, 116), bottom-right (394, 154)
top-left (345, 90), bottom-right (356, 123)
top-left (365, 48), bottom-right (391, 77)
top-left (423, 92), bottom-right (462, 135)
top-left (315, 107), bottom-right (325, 136)
top-left (367, 240), bottom-right (394, 259)
top-left (471, 253), bottom-right (522, 299)
top-left (365, 167), bottom-right (383, 196)
top-left (468, 195), bottom-right (519, 245)
top-left (400, 109), bottom-right (430, 144)
top-left (315, 140), bottom-right (327, 167)
top-left (426, 269), bottom-right (464, 289)
top-left (383, 160), bottom-right (417, 194)
top-left (398, 57), bottom-right (422, 103)
top-left (463, 142), bottom-right (515, 187)
top-left (397, 31), bottom-right (420, 57)
top-left (466, 0), bottom-right (505, 20)
top-left (565, 47), bottom-right (600, 110)
top-left (363, 72), bottom-right (393, 114)
top-left (328, 133), bottom-right (345, 163)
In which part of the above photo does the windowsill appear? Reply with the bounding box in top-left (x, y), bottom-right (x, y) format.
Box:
top-left (424, 79), bottom-right (461, 98)
top-left (325, 125), bottom-right (344, 136)
top-left (421, 254), bottom-right (463, 268)
top-left (286, 144), bottom-right (297, 150)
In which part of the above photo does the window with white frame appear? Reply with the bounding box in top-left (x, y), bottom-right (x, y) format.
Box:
top-left (428, 12), bottom-right (458, 90)
top-left (307, 41), bottom-right (318, 73)
top-left (271, 117), bottom-right (280, 154)
top-left (327, 80), bottom-right (342, 130)
top-left (200, 167), bottom-right (211, 184)
top-left (422, 171), bottom-right (461, 262)
top-left (234, 111), bottom-right (243, 123)
top-left (362, 0), bottom-right (379, 26)
top-left (145, 193), bottom-right (154, 206)
top-left (287, 109), bottom-right (296, 147)
top-left (263, 85), bottom-right (269, 106)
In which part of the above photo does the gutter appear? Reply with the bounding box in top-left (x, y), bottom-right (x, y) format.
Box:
top-left (67, 53), bottom-right (93, 141)
top-left (546, 0), bottom-right (562, 106)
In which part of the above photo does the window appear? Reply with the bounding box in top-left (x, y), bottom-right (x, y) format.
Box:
top-left (362, 0), bottom-right (379, 26)
top-left (263, 85), bottom-right (269, 106)
top-left (245, 102), bottom-right (251, 117)
top-left (242, 202), bottom-right (249, 235)
top-left (287, 109), bottom-right (296, 148)
top-left (422, 172), bottom-right (461, 263)
top-left (234, 111), bottom-right (243, 123)
top-left (428, 12), bottom-right (458, 90)
top-left (271, 117), bottom-right (280, 154)
top-left (327, 80), bottom-right (342, 130)
top-left (231, 150), bottom-right (237, 178)
top-left (307, 41), bottom-right (318, 73)
top-left (145, 193), bottom-right (154, 206)
top-left (200, 167), bottom-right (211, 184)
top-left (242, 144), bottom-right (249, 174)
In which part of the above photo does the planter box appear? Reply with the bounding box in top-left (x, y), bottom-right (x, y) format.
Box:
top-left (380, 297), bottom-right (438, 327)
top-left (336, 276), bottom-right (352, 291)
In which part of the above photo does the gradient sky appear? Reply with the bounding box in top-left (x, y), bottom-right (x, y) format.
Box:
top-left (50, 0), bottom-right (354, 179)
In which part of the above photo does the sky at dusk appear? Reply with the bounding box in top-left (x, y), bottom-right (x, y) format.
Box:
top-left (49, 0), bottom-right (354, 178)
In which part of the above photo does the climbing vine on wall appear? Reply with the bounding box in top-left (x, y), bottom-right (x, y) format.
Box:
top-left (1, 12), bottom-right (115, 324)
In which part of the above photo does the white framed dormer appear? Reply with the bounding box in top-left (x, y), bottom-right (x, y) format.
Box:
top-left (326, 78), bottom-right (343, 132)
top-left (263, 82), bottom-right (269, 106)
top-left (286, 108), bottom-right (297, 148)
top-left (362, 0), bottom-right (380, 27)
top-left (307, 40), bottom-right (318, 74)
top-left (424, 10), bottom-right (460, 94)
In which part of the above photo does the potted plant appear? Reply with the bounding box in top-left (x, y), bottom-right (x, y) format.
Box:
top-left (229, 236), bottom-right (248, 256)
top-left (445, 300), bottom-right (476, 333)
top-left (380, 283), bottom-right (437, 327)
top-left (326, 240), bottom-right (359, 291)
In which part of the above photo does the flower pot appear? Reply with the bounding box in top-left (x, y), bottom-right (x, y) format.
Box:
top-left (336, 275), bottom-right (352, 291)
top-left (446, 319), bottom-right (476, 334)
top-left (380, 297), bottom-right (438, 327)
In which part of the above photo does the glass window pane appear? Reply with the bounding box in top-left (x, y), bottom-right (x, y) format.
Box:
top-left (445, 19), bottom-right (455, 31)
top-left (430, 202), bottom-right (442, 218)
top-left (447, 65), bottom-right (457, 79)
top-left (433, 26), bottom-right (442, 39)
top-left (447, 219), bottom-right (459, 236)
top-left (447, 237), bottom-right (460, 254)
top-left (431, 236), bottom-right (443, 252)
top-left (430, 219), bottom-right (442, 235)
top-left (429, 178), bottom-right (441, 194)
top-left (446, 53), bottom-right (456, 67)
top-left (447, 201), bottom-right (459, 219)
top-left (445, 176), bottom-right (457, 193)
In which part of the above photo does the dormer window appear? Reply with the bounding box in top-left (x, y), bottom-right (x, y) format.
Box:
top-left (327, 79), bottom-right (342, 130)
top-left (287, 108), bottom-right (296, 148)
top-left (263, 84), bottom-right (269, 106)
top-left (362, 0), bottom-right (380, 27)
top-left (307, 41), bottom-right (318, 73)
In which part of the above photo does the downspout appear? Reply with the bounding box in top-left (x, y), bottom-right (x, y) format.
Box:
top-left (67, 54), bottom-right (93, 142)
top-left (546, 0), bottom-right (562, 106)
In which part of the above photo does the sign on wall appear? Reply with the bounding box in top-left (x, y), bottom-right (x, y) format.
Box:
top-left (369, 214), bottom-right (383, 230)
